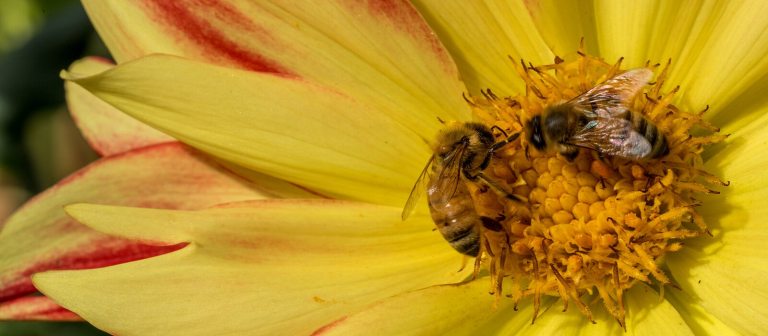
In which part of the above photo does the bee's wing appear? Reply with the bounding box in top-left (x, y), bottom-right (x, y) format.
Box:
top-left (401, 155), bottom-right (434, 220)
top-left (432, 144), bottom-right (465, 205)
top-left (569, 68), bottom-right (653, 118)
top-left (570, 117), bottom-right (652, 160)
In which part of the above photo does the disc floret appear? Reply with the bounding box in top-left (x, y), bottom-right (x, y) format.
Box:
top-left (466, 52), bottom-right (727, 328)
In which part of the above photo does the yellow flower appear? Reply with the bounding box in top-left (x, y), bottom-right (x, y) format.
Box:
top-left (1, 1), bottom-right (767, 335)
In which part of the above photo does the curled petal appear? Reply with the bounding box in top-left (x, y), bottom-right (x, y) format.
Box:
top-left (66, 57), bottom-right (174, 156)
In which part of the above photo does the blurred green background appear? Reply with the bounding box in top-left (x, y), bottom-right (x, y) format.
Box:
top-left (0, 0), bottom-right (108, 334)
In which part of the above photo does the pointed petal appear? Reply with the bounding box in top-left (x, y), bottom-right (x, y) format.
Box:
top-left (65, 55), bottom-right (430, 206)
top-left (412, 1), bottom-right (554, 95)
top-left (34, 200), bottom-right (469, 335)
top-left (66, 57), bottom-right (174, 156)
top-left (0, 143), bottom-right (277, 310)
top-left (666, 109), bottom-right (768, 334)
top-left (83, 0), bottom-right (469, 133)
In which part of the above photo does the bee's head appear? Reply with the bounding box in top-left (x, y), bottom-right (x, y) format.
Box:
top-left (433, 122), bottom-right (493, 166)
top-left (527, 115), bottom-right (546, 150)
top-left (434, 127), bottom-right (469, 163)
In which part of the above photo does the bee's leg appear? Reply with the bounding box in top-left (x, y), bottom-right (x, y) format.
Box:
top-left (595, 149), bottom-right (606, 162)
top-left (524, 144), bottom-right (530, 160)
top-left (590, 157), bottom-right (614, 187)
top-left (471, 172), bottom-right (528, 203)
top-left (489, 132), bottom-right (521, 153)
top-left (559, 146), bottom-right (580, 161)
top-left (490, 125), bottom-right (509, 138)
top-left (643, 173), bottom-right (660, 192)
top-left (472, 250), bottom-right (483, 279)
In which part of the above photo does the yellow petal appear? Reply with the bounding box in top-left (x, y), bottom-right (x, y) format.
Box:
top-left (82, 0), bottom-right (469, 135)
top-left (66, 57), bottom-right (174, 156)
top-left (623, 286), bottom-right (693, 336)
top-left (412, 0), bottom-right (554, 96)
top-left (0, 143), bottom-right (278, 314)
top-left (524, 0), bottom-right (600, 57)
top-left (593, 1), bottom-right (663, 67)
top-left (314, 280), bottom-right (538, 335)
top-left (666, 108), bottom-right (768, 334)
top-left (515, 302), bottom-right (616, 335)
top-left (665, 290), bottom-right (741, 336)
top-left (35, 200), bottom-right (469, 335)
top-left (316, 280), bottom-right (692, 335)
top-left (516, 285), bottom-right (692, 335)
top-left (528, 0), bottom-right (714, 72)
top-left (659, 1), bottom-right (768, 120)
top-left (65, 55), bottom-right (431, 206)
top-left (592, 1), bottom-right (768, 126)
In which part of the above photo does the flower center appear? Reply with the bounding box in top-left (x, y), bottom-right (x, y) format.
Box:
top-left (466, 52), bottom-right (727, 328)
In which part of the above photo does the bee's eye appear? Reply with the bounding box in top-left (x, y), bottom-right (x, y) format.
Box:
top-left (528, 116), bottom-right (546, 149)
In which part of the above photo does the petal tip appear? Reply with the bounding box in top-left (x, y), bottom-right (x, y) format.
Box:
top-left (63, 203), bottom-right (90, 222)
top-left (59, 69), bottom-right (73, 80)
top-left (30, 270), bottom-right (59, 294)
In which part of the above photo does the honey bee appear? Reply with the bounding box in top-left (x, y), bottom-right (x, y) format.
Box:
top-left (402, 122), bottom-right (521, 256)
top-left (527, 68), bottom-right (669, 160)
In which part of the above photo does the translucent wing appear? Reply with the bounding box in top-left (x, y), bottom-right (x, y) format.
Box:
top-left (569, 68), bottom-right (653, 118)
top-left (401, 143), bottom-right (467, 220)
top-left (430, 144), bottom-right (466, 205)
top-left (401, 155), bottom-right (434, 220)
top-left (569, 118), bottom-right (652, 160)
top-left (565, 68), bottom-right (654, 160)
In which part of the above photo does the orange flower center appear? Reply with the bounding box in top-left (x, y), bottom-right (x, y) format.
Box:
top-left (466, 51), bottom-right (727, 328)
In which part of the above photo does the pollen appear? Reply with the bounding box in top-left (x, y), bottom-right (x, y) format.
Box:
top-left (466, 49), bottom-right (727, 328)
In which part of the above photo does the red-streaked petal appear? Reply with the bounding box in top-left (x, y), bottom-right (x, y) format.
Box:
top-left (66, 57), bottom-right (174, 156)
top-left (0, 143), bottom-right (305, 316)
top-left (82, 0), bottom-right (469, 134)
top-left (34, 200), bottom-right (470, 335)
top-left (64, 55), bottom-right (437, 206)
top-left (0, 296), bottom-right (79, 321)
